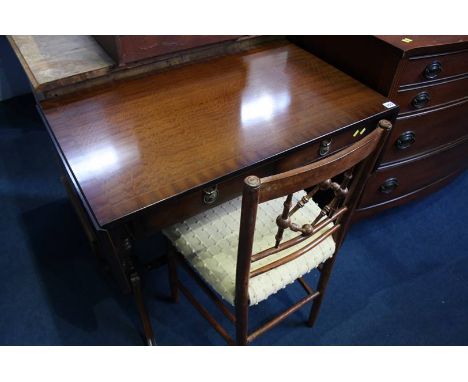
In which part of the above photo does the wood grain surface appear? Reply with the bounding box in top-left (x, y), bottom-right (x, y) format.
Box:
top-left (8, 35), bottom-right (114, 92)
top-left (41, 40), bottom-right (396, 227)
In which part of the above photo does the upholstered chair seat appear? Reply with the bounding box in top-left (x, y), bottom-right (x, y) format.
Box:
top-left (163, 192), bottom-right (336, 306)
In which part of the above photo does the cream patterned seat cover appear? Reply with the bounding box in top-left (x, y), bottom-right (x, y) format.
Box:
top-left (163, 192), bottom-right (336, 306)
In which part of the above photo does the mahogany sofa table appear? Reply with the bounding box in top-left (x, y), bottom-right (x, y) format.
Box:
top-left (29, 39), bottom-right (398, 344)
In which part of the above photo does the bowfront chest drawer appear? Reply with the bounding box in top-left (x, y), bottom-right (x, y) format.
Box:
top-left (359, 137), bottom-right (468, 209)
top-left (398, 49), bottom-right (468, 86)
top-left (381, 99), bottom-right (468, 164)
top-left (292, 35), bottom-right (468, 218)
top-left (395, 77), bottom-right (468, 114)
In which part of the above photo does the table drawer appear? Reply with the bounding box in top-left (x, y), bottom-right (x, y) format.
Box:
top-left (131, 163), bottom-right (275, 234)
top-left (132, 123), bottom-right (362, 234)
top-left (276, 117), bottom-right (384, 172)
top-left (381, 99), bottom-right (468, 165)
top-left (132, 118), bottom-right (387, 235)
top-left (398, 50), bottom-right (468, 86)
top-left (359, 137), bottom-right (468, 208)
top-left (394, 76), bottom-right (468, 114)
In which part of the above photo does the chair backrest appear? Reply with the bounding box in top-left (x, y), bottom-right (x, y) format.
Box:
top-left (235, 119), bottom-right (392, 305)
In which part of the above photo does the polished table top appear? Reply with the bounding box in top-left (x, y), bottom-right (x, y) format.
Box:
top-left (41, 40), bottom-right (395, 227)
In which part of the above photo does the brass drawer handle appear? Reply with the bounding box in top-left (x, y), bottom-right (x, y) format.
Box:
top-left (379, 178), bottom-right (399, 194)
top-left (411, 91), bottom-right (430, 109)
top-left (424, 61), bottom-right (442, 80)
top-left (396, 131), bottom-right (416, 150)
top-left (319, 138), bottom-right (332, 156)
top-left (203, 186), bottom-right (219, 205)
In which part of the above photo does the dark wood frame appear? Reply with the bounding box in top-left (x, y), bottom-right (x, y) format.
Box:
top-left (167, 120), bottom-right (392, 345)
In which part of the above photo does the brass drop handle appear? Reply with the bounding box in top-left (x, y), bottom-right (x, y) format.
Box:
top-left (411, 91), bottom-right (430, 109)
top-left (203, 185), bottom-right (219, 205)
top-left (424, 61), bottom-right (442, 80)
top-left (379, 178), bottom-right (399, 194)
top-left (396, 131), bottom-right (416, 150)
top-left (319, 138), bottom-right (332, 156)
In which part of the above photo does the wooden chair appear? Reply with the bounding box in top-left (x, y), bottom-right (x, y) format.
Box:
top-left (163, 120), bottom-right (392, 345)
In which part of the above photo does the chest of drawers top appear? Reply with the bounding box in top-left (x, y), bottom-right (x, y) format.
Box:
top-left (376, 35), bottom-right (468, 56)
top-left (291, 35), bottom-right (468, 97)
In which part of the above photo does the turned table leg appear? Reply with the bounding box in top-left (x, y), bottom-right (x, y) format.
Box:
top-left (61, 174), bottom-right (157, 345)
top-left (98, 228), bottom-right (157, 346)
top-left (120, 236), bottom-right (156, 346)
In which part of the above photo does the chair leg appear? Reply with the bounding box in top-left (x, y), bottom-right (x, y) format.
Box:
top-left (235, 301), bottom-right (249, 345)
top-left (307, 257), bottom-right (336, 327)
top-left (167, 245), bottom-right (179, 303)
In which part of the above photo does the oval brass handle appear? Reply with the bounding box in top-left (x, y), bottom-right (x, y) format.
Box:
top-left (411, 91), bottom-right (431, 109)
top-left (319, 138), bottom-right (332, 156)
top-left (424, 61), bottom-right (442, 80)
top-left (396, 131), bottom-right (416, 150)
top-left (379, 178), bottom-right (399, 194)
top-left (203, 186), bottom-right (219, 205)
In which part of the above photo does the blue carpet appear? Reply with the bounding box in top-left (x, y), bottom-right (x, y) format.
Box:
top-left (1, 96), bottom-right (467, 345)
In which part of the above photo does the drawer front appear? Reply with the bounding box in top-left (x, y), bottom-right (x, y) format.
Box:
top-left (354, 170), bottom-right (463, 220)
top-left (398, 50), bottom-right (468, 86)
top-left (359, 137), bottom-right (468, 209)
top-left (393, 76), bottom-right (468, 113)
top-left (394, 76), bottom-right (468, 114)
top-left (276, 117), bottom-right (384, 172)
top-left (132, 162), bottom-right (275, 234)
top-left (381, 99), bottom-right (468, 165)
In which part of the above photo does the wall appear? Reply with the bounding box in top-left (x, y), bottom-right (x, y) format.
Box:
top-left (0, 36), bottom-right (31, 101)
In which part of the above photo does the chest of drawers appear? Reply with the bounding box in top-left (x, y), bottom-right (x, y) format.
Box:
top-left (292, 35), bottom-right (468, 218)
